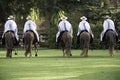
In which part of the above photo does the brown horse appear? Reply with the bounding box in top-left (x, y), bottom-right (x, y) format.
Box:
top-left (24, 30), bottom-right (38, 57)
top-left (5, 31), bottom-right (15, 58)
top-left (104, 30), bottom-right (116, 56)
top-left (80, 31), bottom-right (90, 57)
top-left (60, 31), bottom-right (72, 57)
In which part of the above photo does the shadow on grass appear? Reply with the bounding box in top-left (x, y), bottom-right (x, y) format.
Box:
top-left (0, 55), bottom-right (117, 59)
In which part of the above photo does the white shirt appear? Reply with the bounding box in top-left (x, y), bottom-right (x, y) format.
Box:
top-left (77, 20), bottom-right (91, 36)
top-left (103, 19), bottom-right (115, 32)
top-left (4, 19), bottom-right (17, 33)
top-left (58, 20), bottom-right (73, 34)
top-left (24, 20), bottom-right (37, 33)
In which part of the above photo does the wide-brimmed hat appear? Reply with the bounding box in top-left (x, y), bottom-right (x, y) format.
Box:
top-left (80, 16), bottom-right (87, 21)
top-left (8, 15), bottom-right (15, 20)
top-left (26, 16), bottom-right (31, 20)
top-left (105, 15), bottom-right (111, 19)
top-left (60, 16), bottom-right (68, 20)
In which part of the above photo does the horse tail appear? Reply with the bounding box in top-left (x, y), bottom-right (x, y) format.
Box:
top-left (25, 32), bottom-right (31, 52)
top-left (80, 32), bottom-right (90, 48)
top-left (66, 32), bottom-right (72, 49)
top-left (6, 32), bottom-right (14, 49)
top-left (107, 31), bottom-right (116, 47)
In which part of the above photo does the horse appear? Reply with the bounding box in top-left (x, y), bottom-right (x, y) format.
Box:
top-left (24, 30), bottom-right (38, 57)
top-left (80, 31), bottom-right (90, 57)
top-left (104, 30), bottom-right (116, 56)
top-left (60, 31), bottom-right (72, 57)
top-left (5, 31), bottom-right (15, 58)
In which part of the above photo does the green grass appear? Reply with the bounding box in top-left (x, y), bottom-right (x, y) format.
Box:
top-left (0, 48), bottom-right (120, 80)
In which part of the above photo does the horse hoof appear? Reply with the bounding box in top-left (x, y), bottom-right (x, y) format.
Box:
top-left (35, 54), bottom-right (38, 57)
top-left (15, 53), bottom-right (17, 55)
top-left (70, 54), bottom-right (72, 56)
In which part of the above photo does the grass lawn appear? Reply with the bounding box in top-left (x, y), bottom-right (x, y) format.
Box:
top-left (0, 48), bottom-right (120, 80)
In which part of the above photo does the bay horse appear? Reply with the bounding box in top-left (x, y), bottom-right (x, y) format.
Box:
top-left (104, 30), bottom-right (116, 56)
top-left (5, 31), bottom-right (15, 58)
top-left (24, 30), bottom-right (38, 57)
top-left (60, 31), bottom-right (72, 57)
top-left (80, 31), bottom-right (90, 57)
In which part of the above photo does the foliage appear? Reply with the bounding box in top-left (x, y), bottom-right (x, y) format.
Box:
top-left (0, 0), bottom-right (120, 49)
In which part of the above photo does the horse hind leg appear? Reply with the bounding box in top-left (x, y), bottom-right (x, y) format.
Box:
top-left (85, 48), bottom-right (88, 57)
top-left (34, 44), bottom-right (38, 57)
top-left (109, 46), bottom-right (115, 57)
top-left (25, 52), bottom-right (27, 57)
top-left (81, 48), bottom-right (88, 57)
top-left (81, 49), bottom-right (84, 57)
top-left (66, 49), bottom-right (72, 57)
top-left (29, 52), bottom-right (32, 58)
top-left (62, 48), bottom-right (65, 57)
top-left (6, 49), bottom-right (12, 58)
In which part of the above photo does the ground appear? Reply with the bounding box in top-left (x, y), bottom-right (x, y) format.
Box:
top-left (0, 48), bottom-right (120, 80)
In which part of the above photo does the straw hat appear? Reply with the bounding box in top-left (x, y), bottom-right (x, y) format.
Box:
top-left (60, 16), bottom-right (68, 20)
top-left (80, 16), bottom-right (87, 21)
top-left (26, 16), bottom-right (31, 20)
top-left (8, 15), bottom-right (15, 20)
top-left (105, 15), bottom-right (111, 19)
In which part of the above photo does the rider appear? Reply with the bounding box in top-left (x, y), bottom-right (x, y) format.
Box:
top-left (100, 15), bottom-right (118, 43)
top-left (23, 16), bottom-right (39, 43)
top-left (2, 15), bottom-right (19, 45)
top-left (77, 16), bottom-right (94, 44)
top-left (56, 15), bottom-right (73, 46)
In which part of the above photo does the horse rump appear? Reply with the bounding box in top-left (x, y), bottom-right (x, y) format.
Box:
top-left (105, 30), bottom-right (116, 56)
top-left (80, 31), bottom-right (90, 57)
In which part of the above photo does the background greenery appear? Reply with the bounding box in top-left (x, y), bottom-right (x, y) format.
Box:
top-left (0, 49), bottom-right (120, 80)
top-left (0, 0), bottom-right (120, 49)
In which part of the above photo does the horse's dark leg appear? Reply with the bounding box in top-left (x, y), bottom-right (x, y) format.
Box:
top-left (14, 48), bottom-right (18, 55)
top-left (62, 47), bottom-right (65, 57)
top-left (6, 49), bottom-right (12, 58)
top-left (34, 44), bottom-right (38, 57)
top-left (85, 48), bottom-right (88, 57)
top-left (6, 49), bottom-right (9, 58)
top-left (10, 49), bottom-right (12, 58)
top-left (29, 52), bottom-right (32, 57)
top-left (25, 52), bottom-right (27, 57)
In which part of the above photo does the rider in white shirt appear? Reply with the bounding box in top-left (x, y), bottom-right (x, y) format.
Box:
top-left (100, 15), bottom-right (118, 42)
top-left (77, 16), bottom-right (94, 44)
top-left (23, 16), bottom-right (39, 43)
top-left (56, 16), bottom-right (73, 46)
top-left (2, 15), bottom-right (19, 45)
